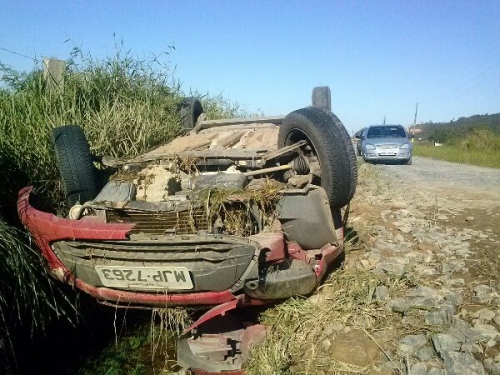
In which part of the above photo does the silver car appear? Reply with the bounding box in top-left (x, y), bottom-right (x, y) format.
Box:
top-left (356, 124), bottom-right (413, 165)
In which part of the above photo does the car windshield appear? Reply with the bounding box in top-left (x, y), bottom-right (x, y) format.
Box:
top-left (367, 126), bottom-right (407, 139)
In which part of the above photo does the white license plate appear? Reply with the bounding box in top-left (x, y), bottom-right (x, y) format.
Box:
top-left (379, 150), bottom-right (397, 156)
top-left (95, 266), bottom-right (193, 290)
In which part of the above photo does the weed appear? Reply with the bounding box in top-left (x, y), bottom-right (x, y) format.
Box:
top-left (195, 179), bottom-right (283, 235)
top-left (73, 308), bottom-right (190, 375)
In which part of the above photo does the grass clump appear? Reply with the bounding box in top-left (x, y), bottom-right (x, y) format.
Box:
top-left (246, 269), bottom-right (391, 374)
top-left (194, 91), bottom-right (261, 120)
top-left (196, 179), bottom-right (284, 236)
top-left (75, 324), bottom-right (151, 375)
top-left (414, 127), bottom-right (500, 168)
top-left (246, 266), bottom-right (422, 375)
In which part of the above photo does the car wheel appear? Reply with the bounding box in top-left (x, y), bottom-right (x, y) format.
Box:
top-left (179, 97), bottom-right (204, 132)
top-left (405, 158), bottom-right (413, 165)
top-left (325, 111), bottom-right (358, 204)
top-left (278, 107), bottom-right (356, 209)
top-left (52, 125), bottom-right (98, 206)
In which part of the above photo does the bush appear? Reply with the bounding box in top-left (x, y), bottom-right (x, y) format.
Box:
top-left (459, 127), bottom-right (500, 151)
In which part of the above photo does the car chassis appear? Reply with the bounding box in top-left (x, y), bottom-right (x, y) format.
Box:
top-left (18, 87), bottom-right (356, 374)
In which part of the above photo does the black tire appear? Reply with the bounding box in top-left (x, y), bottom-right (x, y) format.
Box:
top-left (405, 158), bottom-right (413, 165)
top-left (278, 107), bottom-right (356, 209)
top-left (325, 111), bottom-right (358, 203)
top-left (179, 97), bottom-right (203, 132)
top-left (311, 86), bottom-right (331, 111)
top-left (52, 125), bottom-right (98, 206)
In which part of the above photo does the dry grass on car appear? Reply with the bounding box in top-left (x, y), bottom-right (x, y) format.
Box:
top-left (195, 179), bottom-right (284, 235)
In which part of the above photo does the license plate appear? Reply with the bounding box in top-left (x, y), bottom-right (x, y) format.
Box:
top-left (379, 150), bottom-right (397, 156)
top-left (95, 266), bottom-right (193, 290)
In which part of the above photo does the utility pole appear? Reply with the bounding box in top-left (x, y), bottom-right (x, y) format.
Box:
top-left (413, 103), bottom-right (418, 132)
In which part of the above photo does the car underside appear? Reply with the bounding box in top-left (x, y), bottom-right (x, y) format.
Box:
top-left (18, 87), bottom-right (357, 374)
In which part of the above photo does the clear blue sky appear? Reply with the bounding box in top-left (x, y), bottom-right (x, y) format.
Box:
top-left (1, 1), bottom-right (499, 134)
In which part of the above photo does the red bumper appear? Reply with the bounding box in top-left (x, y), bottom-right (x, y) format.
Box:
top-left (17, 187), bottom-right (237, 307)
top-left (18, 187), bottom-right (343, 308)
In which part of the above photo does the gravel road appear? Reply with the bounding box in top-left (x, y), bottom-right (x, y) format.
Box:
top-left (378, 156), bottom-right (500, 207)
top-left (339, 157), bottom-right (500, 375)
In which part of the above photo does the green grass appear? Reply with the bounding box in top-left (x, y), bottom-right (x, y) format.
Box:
top-left (74, 325), bottom-right (152, 375)
top-left (413, 127), bottom-right (500, 168)
top-left (0, 45), bottom-right (249, 374)
top-left (245, 267), bottom-right (418, 374)
top-left (413, 143), bottom-right (500, 169)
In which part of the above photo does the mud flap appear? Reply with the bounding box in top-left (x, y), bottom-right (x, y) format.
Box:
top-left (177, 299), bottom-right (267, 374)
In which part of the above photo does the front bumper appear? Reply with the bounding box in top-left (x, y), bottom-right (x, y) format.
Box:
top-left (18, 187), bottom-right (343, 308)
top-left (363, 149), bottom-right (412, 162)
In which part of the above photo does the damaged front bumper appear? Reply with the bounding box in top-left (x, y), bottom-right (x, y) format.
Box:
top-left (177, 299), bottom-right (268, 374)
top-left (18, 186), bottom-right (343, 308)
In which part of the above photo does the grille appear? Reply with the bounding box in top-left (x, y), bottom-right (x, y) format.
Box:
top-left (377, 144), bottom-right (399, 149)
top-left (106, 208), bottom-right (209, 235)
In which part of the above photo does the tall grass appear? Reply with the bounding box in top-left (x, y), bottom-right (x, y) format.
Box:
top-left (0, 53), bottom-right (186, 372)
top-left (0, 45), bottom-right (250, 373)
top-left (414, 128), bottom-right (500, 168)
top-left (0, 47), bottom-right (252, 214)
top-left (0, 49), bottom-right (183, 213)
top-left (0, 219), bottom-right (77, 372)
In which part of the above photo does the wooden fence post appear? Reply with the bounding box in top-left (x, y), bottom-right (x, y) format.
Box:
top-left (43, 58), bottom-right (66, 93)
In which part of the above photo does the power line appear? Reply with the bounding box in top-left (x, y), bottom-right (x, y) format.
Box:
top-left (452, 64), bottom-right (500, 98)
top-left (419, 60), bottom-right (500, 120)
top-left (0, 46), bottom-right (39, 62)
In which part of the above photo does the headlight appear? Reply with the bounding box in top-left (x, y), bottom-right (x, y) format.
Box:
top-left (364, 144), bottom-right (375, 150)
top-left (400, 143), bottom-right (410, 149)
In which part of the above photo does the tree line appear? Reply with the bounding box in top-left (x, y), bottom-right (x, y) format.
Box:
top-left (417, 113), bottom-right (500, 144)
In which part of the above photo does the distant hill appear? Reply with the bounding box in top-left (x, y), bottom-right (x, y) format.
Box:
top-left (415, 113), bottom-right (500, 143)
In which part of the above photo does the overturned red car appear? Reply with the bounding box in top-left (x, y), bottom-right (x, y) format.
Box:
top-left (19, 87), bottom-right (357, 373)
